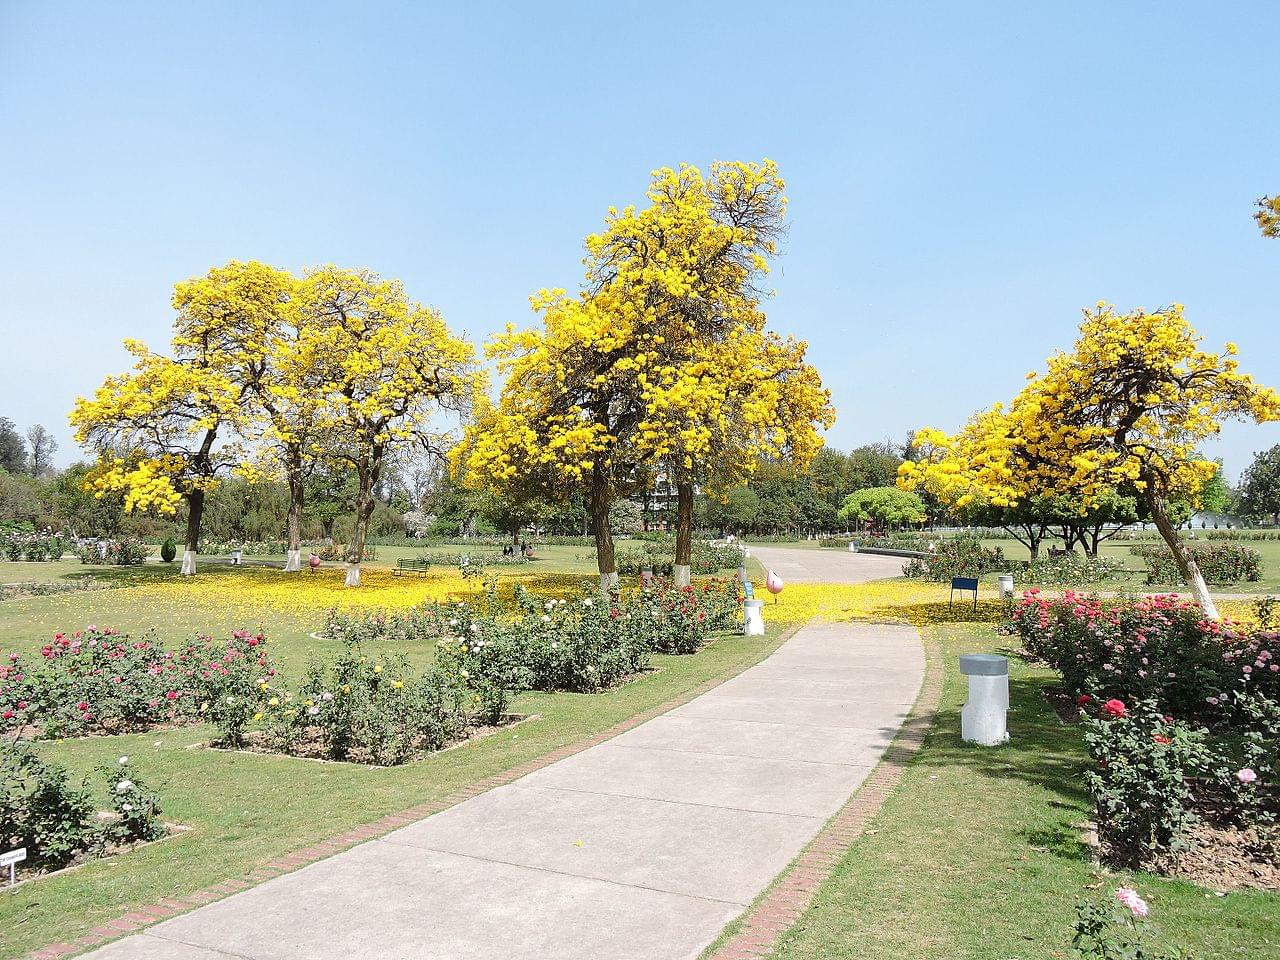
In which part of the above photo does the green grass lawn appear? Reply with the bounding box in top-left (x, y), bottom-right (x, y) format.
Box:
top-left (755, 620), bottom-right (1279, 960)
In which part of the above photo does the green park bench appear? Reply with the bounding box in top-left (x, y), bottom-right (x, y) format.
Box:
top-left (394, 557), bottom-right (432, 576)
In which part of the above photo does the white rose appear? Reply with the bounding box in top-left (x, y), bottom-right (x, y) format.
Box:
top-left (116, 779), bottom-right (134, 793)
top-left (117, 756), bottom-right (129, 765)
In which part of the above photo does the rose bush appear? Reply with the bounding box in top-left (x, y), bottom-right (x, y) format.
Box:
top-left (1008, 591), bottom-right (1279, 724)
top-left (1082, 698), bottom-right (1211, 867)
top-left (902, 534), bottom-right (1005, 581)
top-left (1, 629), bottom-right (188, 739)
top-left (1131, 541), bottom-right (1261, 585)
top-left (1, 741), bottom-right (165, 872)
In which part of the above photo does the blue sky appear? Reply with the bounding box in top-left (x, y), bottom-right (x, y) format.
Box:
top-left (2, 1), bottom-right (1278, 479)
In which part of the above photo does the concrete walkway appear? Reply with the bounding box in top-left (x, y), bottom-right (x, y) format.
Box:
top-left (748, 543), bottom-right (908, 583)
top-left (83, 621), bottom-right (923, 960)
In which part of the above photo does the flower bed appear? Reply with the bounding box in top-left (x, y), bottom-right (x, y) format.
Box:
top-left (1017, 553), bottom-right (1129, 586)
top-left (1008, 591), bottom-right (1277, 722)
top-left (1009, 592), bottom-right (1278, 882)
top-left (434, 578), bottom-right (742, 697)
top-left (74, 536), bottom-right (149, 565)
top-left (0, 746), bottom-right (165, 874)
top-left (1129, 541), bottom-right (1262, 584)
top-left (614, 540), bottom-right (745, 576)
top-left (0, 528), bottom-right (69, 562)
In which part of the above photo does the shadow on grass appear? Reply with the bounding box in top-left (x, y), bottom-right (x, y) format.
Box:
top-left (866, 599), bottom-right (1007, 628)
top-left (915, 672), bottom-right (1091, 829)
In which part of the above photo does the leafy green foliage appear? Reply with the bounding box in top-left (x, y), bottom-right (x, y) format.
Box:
top-left (836, 486), bottom-right (926, 526)
top-left (1130, 542), bottom-right (1261, 584)
top-left (1082, 699), bottom-right (1210, 867)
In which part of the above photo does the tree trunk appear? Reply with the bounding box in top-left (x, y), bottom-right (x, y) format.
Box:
top-left (673, 481), bottom-right (694, 587)
top-left (284, 466), bottom-right (304, 573)
top-left (1086, 527), bottom-right (1102, 559)
top-left (181, 488), bottom-right (204, 576)
top-left (1148, 494), bottom-right (1218, 619)
top-left (346, 471), bottom-right (376, 588)
top-left (589, 471), bottom-right (617, 593)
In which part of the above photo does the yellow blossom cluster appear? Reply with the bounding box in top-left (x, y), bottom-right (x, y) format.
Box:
top-left (459, 161), bottom-right (833, 570)
top-left (899, 303), bottom-right (1280, 512)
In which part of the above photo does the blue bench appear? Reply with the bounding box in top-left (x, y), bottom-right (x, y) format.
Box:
top-left (950, 576), bottom-right (979, 611)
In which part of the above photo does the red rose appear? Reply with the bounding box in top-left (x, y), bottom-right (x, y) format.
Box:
top-left (76, 700), bottom-right (89, 712)
top-left (2, 711), bottom-right (12, 720)
top-left (1153, 734), bottom-right (1172, 745)
top-left (1163, 715), bottom-right (1174, 724)
top-left (1102, 699), bottom-right (1127, 718)
top-left (1076, 694), bottom-right (1092, 707)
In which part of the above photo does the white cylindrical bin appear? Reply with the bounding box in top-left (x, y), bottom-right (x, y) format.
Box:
top-left (743, 599), bottom-right (766, 636)
top-left (998, 573), bottom-right (1014, 600)
top-left (847, 540), bottom-right (858, 553)
top-left (960, 654), bottom-right (1009, 746)
top-left (232, 550), bottom-right (243, 566)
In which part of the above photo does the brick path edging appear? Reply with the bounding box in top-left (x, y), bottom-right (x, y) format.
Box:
top-left (705, 626), bottom-right (945, 960)
top-left (27, 624), bottom-right (806, 960)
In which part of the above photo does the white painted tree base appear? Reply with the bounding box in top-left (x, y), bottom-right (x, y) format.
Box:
top-left (598, 571), bottom-right (619, 593)
top-left (283, 550), bottom-right (302, 573)
top-left (180, 550), bottom-right (197, 576)
top-left (673, 564), bottom-right (691, 587)
top-left (345, 563), bottom-right (361, 587)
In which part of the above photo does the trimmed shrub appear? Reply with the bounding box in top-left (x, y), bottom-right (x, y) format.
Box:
top-left (1130, 542), bottom-right (1261, 585)
top-left (902, 534), bottom-right (1005, 580)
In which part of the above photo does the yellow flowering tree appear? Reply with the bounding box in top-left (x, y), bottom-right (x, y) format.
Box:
top-left (462, 160), bottom-right (832, 588)
top-left (168, 260), bottom-right (330, 572)
top-left (300, 266), bottom-right (478, 586)
top-left (640, 329), bottom-right (833, 583)
top-left (1255, 194), bottom-right (1280, 238)
top-left (69, 340), bottom-right (244, 575)
top-left (899, 303), bottom-right (1280, 617)
top-left (583, 161), bottom-right (832, 583)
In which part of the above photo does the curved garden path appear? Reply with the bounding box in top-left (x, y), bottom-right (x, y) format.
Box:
top-left (747, 543), bottom-right (908, 583)
top-left (76, 619), bottom-right (925, 960)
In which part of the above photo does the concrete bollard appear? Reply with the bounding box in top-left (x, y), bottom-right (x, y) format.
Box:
top-left (960, 654), bottom-right (1009, 746)
top-left (998, 573), bottom-right (1015, 600)
top-left (743, 598), bottom-right (766, 636)
top-left (847, 540), bottom-right (858, 553)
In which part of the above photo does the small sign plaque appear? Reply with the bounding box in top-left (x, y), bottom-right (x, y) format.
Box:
top-left (2, 847), bottom-right (26, 885)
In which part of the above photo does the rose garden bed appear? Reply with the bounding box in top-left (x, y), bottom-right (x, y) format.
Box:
top-left (1009, 590), bottom-right (1278, 889)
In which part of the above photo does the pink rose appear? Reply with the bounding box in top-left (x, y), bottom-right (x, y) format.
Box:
top-left (1102, 699), bottom-right (1127, 718)
top-left (1237, 768), bottom-right (1258, 785)
top-left (1116, 886), bottom-right (1148, 918)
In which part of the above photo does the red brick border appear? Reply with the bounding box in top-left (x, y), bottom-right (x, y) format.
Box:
top-left (705, 628), bottom-right (944, 960)
top-left (27, 624), bottom-right (805, 960)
